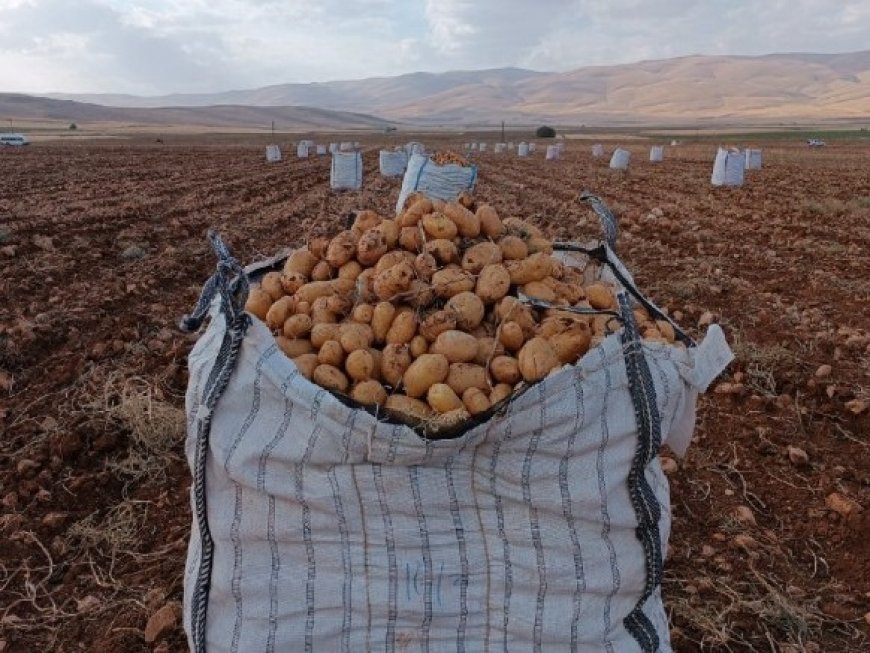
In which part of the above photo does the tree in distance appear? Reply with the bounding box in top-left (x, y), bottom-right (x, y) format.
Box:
top-left (536, 125), bottom-right (556, 138)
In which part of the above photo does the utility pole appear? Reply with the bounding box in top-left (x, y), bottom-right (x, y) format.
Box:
top-left (271, 120), bottom-right (275, 137)
top-left (501, 120), bottom-right (505, 144)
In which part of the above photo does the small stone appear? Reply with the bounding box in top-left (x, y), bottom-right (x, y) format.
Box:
top-left (845, 399), bottom-right (868, 415)
top-left (144, 601), bottom-right (181, 643)
top-left (41, 512), bottom-right (67, 529)
top-left (786, 585), bottom-right (806, 599)
top-left (697, 311), bottom-right (714, 328)
top-left (787, 446), bottom-right (809, 466)
top-left (733, 505), bottom-right (756, 526)
top-left (121, 244), bottom-right (148, 260)
top-left (825, 492), bottom-right (862, 518)
top-left (144, 588), bottom-right (167, 611)
top-left (660, 457), bottom-right (678, 475)
top-left (732, 534), bottom-right (758, 550)
top-left (16, 459), bottom-right (39, 477)
top-left (815, 364), bottom-right (832, 378)
top-left (701, 545), bottom-right (716, 557)
top-left (76, 595), bottom-right (101, 614)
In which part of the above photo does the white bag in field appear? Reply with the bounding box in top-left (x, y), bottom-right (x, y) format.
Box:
top-left (265, 145), bottom-right (281, 162)
top-left (330, 151), bottom-right (362, 190)
top-left (649, 146), bottom-right (664, 163)
top-left (517, 142), bottom-right (529, 157)
top-left (711, 148), bottom-right (744, 186)
top-left (339, 141), bottom-right (354, 152)
top-left (592, 144), bottom-right (604, 158)
top-left (296, 143), bottom-right (309, 158)
top-left (494, 143), bottom-right (506, 153)
top-left (378, 149), bottom-right (408, 177)
top-left (610, 148), bottom-right (631, 170)
top-left (528, 142), bottom-right (537, 153)
top-left (508, 141), bottom-right (515, 149)
top-left (744, 149), bottom-right (762, 170)
top-left (545, 144), bottom-right (560, 160)
top-left (470, 142), bottom-right (478, 150)
top-left (181, 232), bottom-right (732, 653)
top-left (395, 153), bottom-right (478, 214)
top-left (316, 145), bottom-right (326, 156)
top-left (478, 142), bottom-right (487, 152)
top-left (328, 143), bottom-right (338, 153)
top-left (405, 141), bottom-right (425, 156)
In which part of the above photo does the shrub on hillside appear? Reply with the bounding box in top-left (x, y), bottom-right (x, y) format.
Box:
top-left (536, 125), bottom-right (556, 138)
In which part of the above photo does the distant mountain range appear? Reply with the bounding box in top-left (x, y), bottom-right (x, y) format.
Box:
top-left (6, 51), bottom-right (869, 129)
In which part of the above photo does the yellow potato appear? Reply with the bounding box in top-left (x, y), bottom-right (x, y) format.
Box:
top-left (445, 291), bottom-right (485, 330)
top-left (495, 296), bottom-right (537, 336)
top-left (427, 383), bottom-right (464, 414)
top-left (431, 268), bottom-right (475, 299)
top-left (281, 271), bottom-right (307, 295)
top-left (499, 321), bottom-right (525, 352)
top-left (462, 387), bottom-right (491, 416)
top-left (295, 301), bottom-right (311, 315)
top-left (339, 323), bottom-right (374, 353)
top-left (325, 230), bottom-right (358, 268)
top-left (399, 226), bottom-right (423, 252)
top-left (310, 308), bottom-right (337, 325)
top-left (245, 288), bottom-right (272, 321)
top-left (266, 296), bottom-right (295, 331)
top-left (381, 344), bottom-right (412, 387)
top-left (585, 283), bottom-right (616, 310)
top-left (373, 220), bottom-right (400, 249)
top-left (490, 355), bottom-right (521, 384)
top-left (308, 237), bottom-right (330, 260)
top-left (352, 303), bottom-right (374, 324)
top-left (337, 260), bottom-right (363, 281)
top-left (476, 204), bottom-right (505, 239)
top-left (294, 279), bottom-right (354, 305)
top-left (356, 229), bottom-right (388, 267)
top-left (385, 308), bottom-right (418, 345)
top-left (522, 281), bottom-right (557, 303)
top-left (474, 337), bottom-right (505, 366)
top-left (318, 340), bottom-right (346, 368)
top-left (275, 336), bottom-right (314, 358)
top-left (345, 349), bottom-right (375, 382)
top-left (375, 250), bottom-right (414, 274)
top-left (424, 239), bottom-right (460, 265)
top-left (260, 272), bottom-right (285, 301)
top-left (489, 383), bottom-right (513, 405)
top-left (429, 330), bottom-right (479, 363)
top-left (313, 364), bottom-right (349, 394)
top-left (456, 191), bottom-right (475, 209)
top-left (351, 380), bottom-right (388, 406)
top-left (526, 237), bottom-right (554, 255)
top-left (406, 280), bottom-right (434, 309)
top-left (503, 217), bottom-right (543, 240)
top-left (506, 252), bottom-right (553, 285)
top-left (419, 309), bottom-right (458, 342)
top-left (325, 295), bottom-right (351, 316)
top-left (518, 337), bottom-right (560, 382)
top-left (476, 264), bottom-right (511, 304)
top-left (422, 213), bottom-right (459, 240)
top-left (461, 242), bottom-right (502, 274)
top-left (371, 302), bottom-right (397, 344)
top-left (355, 268), bottom-right (377, 303)
top-left (351, 209), bottom-right (382, 235)
top-left (398, 197), bottom-right (433, 227)
top-left (385, 394), bottom-right (433, 424)
top-left (443, 202), bottom-right (481, 238)
top-left (402, 353), bottom-right (450, 398)
top-left (445, 363), bottom-right (489, 396)
top-left (550, 325), bottom-right (592, 363)
top-left (284, 250), bottom-right (318, 278)
top-left (656, 320), bottom-right (676, 343)
top-left (310, 323), bottom-right (340, 348)
top-left (414, 253), bottom-right (438, 282)
top-left (498, 235), bottom-right (528, 261)
top-left (409, 335), bottom-right (428, 359)
top-left (367, 348), bottom-right (383, 381)
top-left (374, 261), bottom-right (416, 301)
top-left (292, 353), bottom-right (319, 380)
top-left (283, 313), bottom-right (313, 339)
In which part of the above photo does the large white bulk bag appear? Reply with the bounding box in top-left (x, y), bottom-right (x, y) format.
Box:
top-left (670, 140), bottom-right (678, 147)
top-left (744, 149), bottom-right (762, 170)
top-left (556, 142), bottom-right (565, 153)
top-left (508, 141), bottom-right (515, 149)
top-left (316, 145), bottom-right (326, 156)
top-left (518, 142), bottom-right (529, 157)
top-left (296, 143), bottom-right (309, 158)
top-left (265, 145), bottom-right (282, 162)
top-left (478, 143), bottom-right (487, 152)
top-left (610, 148), bottom-right (631, 170)
top-left (528, 142), bottom-right (537, 153)
top-left (470, 143), bottom-right (478, 151)
top-left (330, 151), bottom-right (362, 190)
top-left (649, 146), bottom-right (664, 163)
top-left (395, 153), bottom-right (477, 214)
top-left (711, 148), bottom-right (744, 187)
top-left (328, 143), bottom-right (338, 153)
top-left (378, 149), bottom-right (408, 177)
top-left (339, 142), bottom-right (354, 152)
top-left (592, 144), bottom-right (605, 158)
top-left (494, 143), bottom-right (506, 153)
top-left (404, 141), bottom-right (425, 156)
top-left (545, 145), bottom-right (560, 160)
top-left (181, 232), bottom-right (732, 653)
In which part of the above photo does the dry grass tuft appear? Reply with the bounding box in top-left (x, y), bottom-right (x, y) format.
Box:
top-left (66, 499), bottom-right (149, 557)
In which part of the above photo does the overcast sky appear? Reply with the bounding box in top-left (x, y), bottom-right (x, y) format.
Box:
top-left (1, 0), bottom-right (868, 95)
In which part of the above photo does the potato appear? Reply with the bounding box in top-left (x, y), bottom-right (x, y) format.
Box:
top-left (414, 253), bottom-right (438, 281)
top-left (498, 235), bottom-right (528, 261)
top-left (345, 349), bottom-right (375, 382)
top-left (313, 364), bottom-right (349, 394)
top-left (284, 250), bottom-right (318, 278)
top-left (443, 202), bottom-right (480, 238)
top-left (425, 239), bottom-right (459, 265)
top-left (399, 226), bottom-right (423, 252)
top-left (585, 283), bottom-right (616, 310)
top-left (375, 250), bottom-right (414, 274)
top-left (431, 198), bottom-right (447, 211)
top-left (506, 252), bottom-right (553, 285)
top-left (445, 363), bottom-right (489, 396)
top-left (475, 264), bottom-right (511, 303)
top-left (549, 279), bottom-right (585, 305)
top-left (526, 237), bottom-right (554, 255)
top-left (385, 308), bottom-right (417, 345)
top-left (325, 230), bottom-right (358, 268)
top-left (356, 229), bottom-right (388, 266)
top-left (429, 408), bottom-right (471, 430)
top-left (381, 344), bottom-right (412, 387)
top-left (504, 217), bottom-right (543, 240)
top-left (461, 242), bottom-right (502, 274)
top-left (474, 337), bottom-right (505, 366)
top-left (266, 296), bottom-right (295, 331)
top-left (367, 348), bottom-right (383, 381)
top-left (308, 237), bottom-right (330, 260)
top-left (310, 323), bottom-right (340, 348)
top-left (325, 295), bottom-right (351, 316)
top-left (292, 353), bottom-right (319, 380)
top-left (310, 308), bottom-right (337, 325)
top-left (406, 280), bottom-right (435, 309)
top-left (245, 288), bottom-right (272, 321)
top-left (398, 197), bottom-right (433, 227)
top-left (311, 296), bottom-right (331, 313)
top-left (374, 260), bottom-right (415, 301)
top-left (431, 268), bottom-right (475, 298)
top-left (422, 213), bottom-right (459, 240)
top-left (261, 272), bottom-right (285, 301)
top-left (550, 325), bottom-right (592, 363)
top-left (403, 353), bottom-right (450, 398)
top-left (490, 355), bottom-right (521, 384)
top-left (351, 209), bottom-right (382, 235)
top-left (476, 204), bottom-right (505, 239)
top-left (373, 220), bottom-right (400, 249)
top-left (409, 335), bottom-right (428, 359)
top-left (419, 309), bottom-right (457, 342)
top-left (490, 383), bottom-right (513, 405)
top-left (318, 340), bottom-right (346, 368)
top-left (446, 292), bottom-right (485, 330)
top-left (280, 271), bottom-right (307, 295)
top-left (295, 279), bottom-right (354, 305)
top-left (371, 302), bottom-right (397, 344)
top-left (656, 320), bottom-right (676, 343)
top-left (456, 191), bottom-right (475, 209)
top-left (427, 383), bottom-right (464, 414)
top-left (462, 387), bottom-right (491, 416)
top-left (340, 323), bottom-right (374, 353)
top-left (518, 337), bottom-right (560, 382)
top-left (521, 281), bottom-right (557, 303)
top-left (430, 330), bottom-right (479, 363)
top-left (495, 297), bottom-right (537, 336)
top-left (275, 336), bottom-right (314, 358)
top-left (537, 316), bottom-right (573, 338)
top-left (352, 303), bottom-right (374, 324)
top-left (295, 301), bottom-right (311, 316)
top-left (355, 268), bottom-right (377, 303)
top-left (591, 314), bottom-right (620, 336)
top-left (283, 313), bottom-right (313, 339)
top-left (499, 321), bottom-right (525, 352)
top-left (351, 380), bottom-right (388, 406)
top-left (385, 394), bottom-right (432, 424)
top-left (338, 260), bottom-right (363, 281)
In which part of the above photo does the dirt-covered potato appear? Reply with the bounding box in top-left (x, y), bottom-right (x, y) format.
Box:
top-left (275, 336), bottom-right (314, 358)
top-left (283, 314), bottom-right (313, 339)
top-left (345, 349), bottom-right (375, 382)
top-left (351, 379), bottom-right (388, 406)
top-left (371, 302), bottom-right (397, 344)
top-left (325, 295), bottom-right (351, 316)
top-left (476, 264), bottom-right (511, 304)
top-left (422, 213), bottom-right (459, 240)
top-left (474, 337), bottom-right (505, 366)
top-left (318, 340), bottom-right (346, 368)
top-left (445, 363), bottom-right (489, 396)
top-left (374, 260), bottom-right (415, 301)
top-left (245, 288), bottom-right (273, 321)
top-left (355, 268), bottom-right (377, 303)
top-left (431, 268), bottom-right (475, 299)
top-left (352, 303), bottom-right (374, 324)
top-left (656, 320), bottom-right (676, 343)
top-left (489, 383), bottom-right (513, 405)
top-left (313, 364), bottom-right (349, 394)
top-left (427, 383), bottom-right (465, 413)
top-left (445, 292), bottom-right (485, 331)
top-left (495, 297), bottom-right (537, 336)
top-left (462, 387), bottom-right (491, 415)
top-left (325, 231), bottom-right (357, 268)
top-left (425, 239), bottom-right (460, 265)
top-left (284, 250), bottom-right (318, 278)
top-left (419, 310), bottom-right (458, 342)
top-left (403, 353), bottom-right (450, 398)
top-left (498, 235), bottom-right (528, 261)
top-left (294, 279), bottom-right (354, 305)
top-left (526, 237), bottom-right (554, 255)
top-left (504, 217), bottom-right (543, 240)
top-left (443, 202), bottom-right (480, 238)
top-left (518, 337), bottom-right (560, 382)
top-left (499, 321), bottom-right (525, 352)
top-left (310, 323), bottom-right (340, 349)
top-left (281, 271), bottom-right (307, 295)
top-left (385, 308), bottom-right (417, 345)
top-left (292, 353), bottom-right (319, 380)
top-left (406, 280), bottom-right (434, 309)
top-left (490, 355), bottom-right (521, 384)
top-left (476, 204), bottom-right (505, 239)
top-left (462, 242), bottom-right (502, 274)
top-left (381, 343), bottom-right (412, 387)
top-left (506, 252), bottom-right (553, 285)
top-left (398, 197), bottom-right (433, 227)
top-left (414, 253), bottom-right (438, 281)
top-left (549, 326), bottom-right (592, 363)
top-left (521, 281), bottom-right (557, 303)
top-left (310, 307), bottom-right (337, 325)
top-left (429, 330), bottom-right (479, 363)
top-left (373, 220), bottom-right (400, 249)
top-left (308, 237), bottom-right (330, 260)
top-left (385, 394), bottom-right (433, 424)
top-left (337, 260), bottom-right (363, 281)
top-left (357, 229), bottom-right (388, 267)
top-left (585, 283), bottom-right (616, 310)
top-left (339, 323), bottom-right (374, 353)
top-left (351, 209), bottom-right (382, 235)
top-left (261, 272), bottom-right (285, 301)
top-left (399, 226), bottom-right (423, 252)
top-left (375, 250), bottom-right (415, 274)
top-left (409, 335), bottom-right (428, 358)
top-left (266, 296), bottom-right (295, 331)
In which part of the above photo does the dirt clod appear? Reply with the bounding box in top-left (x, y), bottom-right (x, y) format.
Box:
top-left (144, 601), bottom-right (181, 643)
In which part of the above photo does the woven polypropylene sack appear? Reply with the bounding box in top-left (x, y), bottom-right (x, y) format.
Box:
top-left (182, 239), bottom-right (733, 653)
top-left (545, 145), bottom-right (560, 161)
top-left (316, 145), bottom-right (327, 156)
top-left (711, 148), bottom-right (744, 186)
top-left (649, 146), bottom-right (664, 163)
top-left (395, 153), bottom-right (478, 215)
top-left (379, 150), bottom-right (408, 177)
top-left (592, 144), bottom-right (604, 158)
top-left (296, 143), bottom-right (309, 158)
top-left (265, 145), bottom-right (281, 162)
top-left (610, 148), bottom-right (631, 170)
top-left (330, 152), bottom-right (362, 190)
top-left (518, 142), bottom-right (529, 157)
top-left (744, 149), bottom-right (762, 170)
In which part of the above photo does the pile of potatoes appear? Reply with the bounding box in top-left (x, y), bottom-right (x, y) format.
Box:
top-left (430, 151), bottom-right (470, 167)
top-left (244, 192), bottom-right (678, 432)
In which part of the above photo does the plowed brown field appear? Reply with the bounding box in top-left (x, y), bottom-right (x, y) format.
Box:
top-left (1, 136), bottom-right (868, 652)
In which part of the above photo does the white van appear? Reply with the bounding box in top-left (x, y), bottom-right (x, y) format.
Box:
top-left (0, 133), bottom-right (29, 147)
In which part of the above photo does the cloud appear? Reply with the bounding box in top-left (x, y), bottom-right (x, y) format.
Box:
top-left (0, 0), bottom-right (867, 94)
